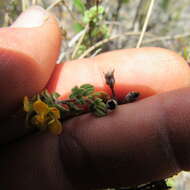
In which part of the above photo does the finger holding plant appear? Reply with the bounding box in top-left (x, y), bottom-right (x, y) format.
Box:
top-left (24, 70), bottom-right (140, 135)
top-left (2, 4), bottom-right (190, 190)
top-left (23, 84), bottom-right (110, 135)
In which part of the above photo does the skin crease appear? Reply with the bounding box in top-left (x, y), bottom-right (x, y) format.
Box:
top-left (2, 6), bottom-right (190, 190)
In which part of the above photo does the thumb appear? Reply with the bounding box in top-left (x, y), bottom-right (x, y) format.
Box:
top-left (11, 6), bottom-right (48, 28)
top-left (0, 6), bottom-right (61, 118)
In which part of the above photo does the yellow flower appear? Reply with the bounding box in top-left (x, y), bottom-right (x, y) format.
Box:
top-left (25, 97), bottom-right (63, 134)
top-left (33, 114), bottom-right (46, 125)
top-left (23, 96), bottom-right (31, 112)
top-left (49, 107), bottom-right (60, 119)
top-left (33, 100), bottom-right (49, 115)
top-left (31, 100), bottom-right (50, 128)
top-left (48, 119), bottom-right (63, 135)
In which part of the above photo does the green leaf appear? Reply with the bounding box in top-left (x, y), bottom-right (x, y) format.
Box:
top-left (67, 102), bottom-right (82, 112)
top-left (71, 86), bottom-right (79, 93)
top-left (88, 92), bottom-right (109, 100)
top-left (70, 86), bottom-right (81, 98)
top-left (183, 47), bottom-right (190, 61)
top-left (75, 45), bottom-right (87, 57)
top-left (40, 90), bottom-right (54, 105)
top-left (75, 97), bottom-right (86, 104)
top-left (90, 97), bottom-right (108, 117)
top-left (73, 23), bottom-right (84, 32)
top-left (93, 108), bottom-right (107, 117)
top-left (80, 84), bottom-right (94, 96)
top-left (80, 84), bottom-right (94, 89)
top-left (97, 102), bottom-right (107, 110)
top-left (94, 98), bottom-right (102, 104)
top-left (166, 178), bottom-right (175, 188)
top-left (70, 84), bottom-right (95, 99)
top-left (122, 0), bottom-right (130, 3)
top-left (51, 92), bottom-right (60, 100)
top-left (160, 0), bottom-right (170, 10)
top-left (83, 6), bottom-right (105, 24)
top-left (73, 0), bottom-right (86, 13)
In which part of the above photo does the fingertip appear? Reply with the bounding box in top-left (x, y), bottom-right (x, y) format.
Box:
top-left (0, 6), bottom-right (61, 117)
top-left (47, 48), bottom-right (190, 101)
top-left (11, 6), bottom-right (49, 28)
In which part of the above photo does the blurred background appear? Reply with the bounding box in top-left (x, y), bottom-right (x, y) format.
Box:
top-left (0, 0), bottom-right (190, 190)
top-left (0, 0), bottom-right (190, 62)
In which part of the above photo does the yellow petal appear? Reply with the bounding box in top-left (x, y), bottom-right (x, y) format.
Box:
top-left (33, 100), bottom-right (49, 115)
top-left (34, 114), bottom-right (45, 125)
top-left (49, 107), bottom-right (61, 119)
top-left (23, 96), bottom-right (30, 112)
top-left (49, 120), bottom-right (63, 135)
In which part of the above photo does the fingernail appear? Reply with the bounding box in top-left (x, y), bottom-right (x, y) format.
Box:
top-left (11, 6), bottom-right (49, 28)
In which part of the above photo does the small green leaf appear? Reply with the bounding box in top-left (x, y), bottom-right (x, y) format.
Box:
top-left (71, 86), bottom-right (79, 94)
top-left (94, 98), bottom-right (103, 104)
top-left (160, 0), bottom-right (170, 10)
top-left (73, 0), bottom-right (86, 13)
top-left (80, 84), bottom-right (94, 96)
top-left (70, 86), bottom-right (83, 98)
top-left (93, 108), bottom-right (107, 117)
top-left (75, 97), bottom-right (86, 104)
top-left (122, 0), bottom-right (130, 3)
top-left (40, 90), bottom-right (54, 105)
top-left (51, 92), bottom-right (60, 100)
top-left (89, 97), bottom-right (108, 117)
top-left (166, 176), bottom-right (176, 188)
top-left (80, 84), bottom-right (94, 89)
top-left (83, 6), bottom-right (105, 24)
top-left (70, 84), bottom-right (95, 99)
top-left (97, 102), bottom-right (107, 110)
top-left (54, 104), bottom-right (69, 112)
top-left (88, 92), bottom-right (109, 100)
top-left (183, 47), bottom-right (190, 61)
top-left (73, 23), bottom-right (84, 32)
top-left (67, 102), bottom-right (82, 112)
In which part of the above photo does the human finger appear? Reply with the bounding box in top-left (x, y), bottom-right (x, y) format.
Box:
top-left (59, 87), bottom-right (190, 188)
top-left (2, 47), bottom-right (189, 144)
top-left (47, 47), bottom-right (190, 100)
top-left (1, 87), bottom-right (190, 189)
top-left (0, 6), bottom-right (61, 143)
top-left (0, 6), bottom-right (61, 118)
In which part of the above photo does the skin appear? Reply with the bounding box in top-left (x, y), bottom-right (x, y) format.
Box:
top-left (0, 6), bottom-right (61, 117)
top-left (1, 6), bottom-right (190, 190)
top-left (47, 47), bottom-right (190, 100)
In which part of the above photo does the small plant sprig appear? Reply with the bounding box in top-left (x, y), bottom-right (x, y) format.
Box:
top-left (23, 70), bottom-right (141, 135)
top-left (72, 0), bottom-right (109, 58)
top-left (23, 84), bottom-right (110, 135)
top-left (23, 72), bottom-right (171, 190)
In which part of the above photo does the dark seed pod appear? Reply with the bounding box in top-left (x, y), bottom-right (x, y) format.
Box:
top-left (106, 99), bottom-right (118, 110)
top-left (124, 91), bottom-right (140, 103)
top-left (104, 70), bottom-right (115, 89)
top-left (104, 70), bottom-right (116, 98)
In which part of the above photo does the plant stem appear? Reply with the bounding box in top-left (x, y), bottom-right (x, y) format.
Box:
top-left (136, 0), bottom-right (155, 48)
top-left (79, 32), bottom-right (152, 59)
top-left (71, 24), bottom-right (89, 59)
top-left (46, 0), bottom-right (62, 10)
